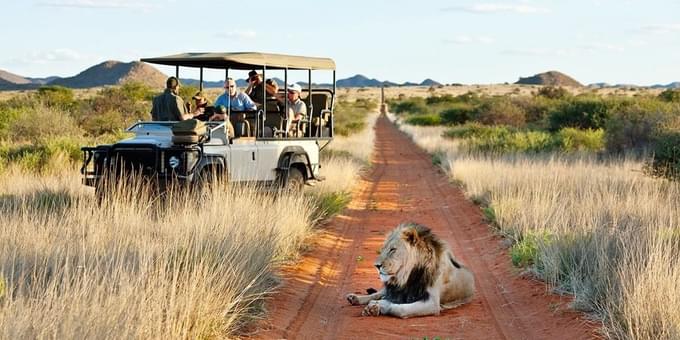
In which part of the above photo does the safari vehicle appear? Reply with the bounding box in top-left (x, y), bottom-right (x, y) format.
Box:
top-left (80, 52), bottom-right (337, 192)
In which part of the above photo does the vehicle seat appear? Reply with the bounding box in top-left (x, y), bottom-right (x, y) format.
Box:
top-left (308, 92), bottom-right (330, 137)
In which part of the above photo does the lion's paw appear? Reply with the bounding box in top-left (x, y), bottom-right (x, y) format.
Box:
top-left (362, 301), bottom-right (381, 317)
top-left (346, 294), bottom-right (360, 305)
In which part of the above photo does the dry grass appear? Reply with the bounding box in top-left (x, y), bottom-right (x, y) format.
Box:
top-left (0, 113), bottom-right (377, 338)
top-left (399, 122), bottom-right (680, 339)
top-left (0, 169), bottom-right (314, 338)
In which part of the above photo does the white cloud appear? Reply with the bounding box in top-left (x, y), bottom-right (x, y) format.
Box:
top-left (215, 30), bottom-right (257, 40)
top-left (579, 43), bottom-right (625, 53)
top-left (639, 23), bottom-right (680, 35)
top-left (8, 48), bottom-right (91, 65)
top-left (444, 35), bottom-right (495, 45)
top-left (443, 3), bottom-right (550, 14)
top-left (37, 0), bottom-right (159, 10)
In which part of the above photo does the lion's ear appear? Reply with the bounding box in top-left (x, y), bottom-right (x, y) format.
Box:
top-left (402, 227), bottom-right (420, 245)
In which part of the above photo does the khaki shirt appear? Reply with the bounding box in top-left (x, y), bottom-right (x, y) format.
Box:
top-left (151, 89), bottom-right (186, 121)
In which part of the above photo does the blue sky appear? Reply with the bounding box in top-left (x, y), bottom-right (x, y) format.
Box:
top-left (1, 0), bottom-right (679, 85)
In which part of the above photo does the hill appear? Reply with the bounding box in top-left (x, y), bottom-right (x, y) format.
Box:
top-left (0, 69), bottom-right (32, 85)
top-left (50, 61), bottom-right (167, 88)
top-left (515, 71), bottom-right (583, 87)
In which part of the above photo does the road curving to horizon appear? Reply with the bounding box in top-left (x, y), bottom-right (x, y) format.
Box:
top-left (252, 115), bottom-right (598, 339)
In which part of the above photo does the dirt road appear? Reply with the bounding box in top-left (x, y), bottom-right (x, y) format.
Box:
top-left (254, 116), bottom-right (597, 339)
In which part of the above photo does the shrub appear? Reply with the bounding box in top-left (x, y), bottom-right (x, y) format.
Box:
top-left (78, 82), bottom-right (154, 135)
top-left (440, 103), bottom-right (475, 125)
top-left (426, 94), bottom-right (457, 105)
top-left (390, 97), bottom-right (429, 115)
top-left (35, 86), bottom-right (77, 111)
top-left (536, 86), bottom-right (570, 100)
top-left (549, 97), bottom-right (613, 131)
top-left (7, 102), bottom-right (83, 142)
top-left (406, 114), bottom-right (441, 126)
top-left (650, 127), bottom-right (680, 177)
top-left (556, 128), bottom-right (605, 152)
top-left (512, 96), bottom-right (560, 127)
top-left (605, 99), bottom-right (679, 153)
top-left (473, 97), bottom-right (526, 127)
top-left (658, 89), bottom-right (680, 102)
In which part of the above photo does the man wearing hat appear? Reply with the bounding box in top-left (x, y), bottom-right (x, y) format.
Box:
top-left (245, 70), bottom-right (265, 104)
top-left (151, 77), bottom-right (194, 121)
top-left (283, 83), bottom-right (307, 136)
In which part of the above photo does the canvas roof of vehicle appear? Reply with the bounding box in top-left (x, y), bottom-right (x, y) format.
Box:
top-left (141, 52), bottom-right (335, 70)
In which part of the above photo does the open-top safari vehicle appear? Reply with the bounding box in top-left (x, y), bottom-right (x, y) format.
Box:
top-left (80, 52), bottom-right (337, 193)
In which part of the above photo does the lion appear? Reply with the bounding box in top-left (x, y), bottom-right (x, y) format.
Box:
top-left (346, 222), bottom-right (475, 318)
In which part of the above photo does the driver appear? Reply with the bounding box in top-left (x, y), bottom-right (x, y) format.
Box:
top-left (214, 78), bottom-right (257, 111)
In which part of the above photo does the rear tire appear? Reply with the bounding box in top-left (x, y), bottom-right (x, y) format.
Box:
top-left (285, 167), bottom-right (305, 192)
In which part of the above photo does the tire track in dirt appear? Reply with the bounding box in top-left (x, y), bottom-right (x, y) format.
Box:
top-left (253, 115), bottom-right (598, 339)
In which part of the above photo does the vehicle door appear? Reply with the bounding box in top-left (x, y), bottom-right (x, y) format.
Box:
top-left (228, 140), bottom-right (258, 182)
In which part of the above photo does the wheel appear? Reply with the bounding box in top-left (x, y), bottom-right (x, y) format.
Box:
top-left (285, 167), bottom-right (305, 192)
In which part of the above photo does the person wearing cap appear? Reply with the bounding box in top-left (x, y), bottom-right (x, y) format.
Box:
top-left (214, 78), bottom-right (257, 112)
top-left (209, 105), bottom-right (235, 138)
top-left (245, 70), bottom-right (266, 104)
top-left (151, 77), bottom-right (195, 121)
top-left (282, 83), bottom-right (307, 136)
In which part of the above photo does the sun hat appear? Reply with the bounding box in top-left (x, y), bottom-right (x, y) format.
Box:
top-left (287, 83), bottom-right (302, 93)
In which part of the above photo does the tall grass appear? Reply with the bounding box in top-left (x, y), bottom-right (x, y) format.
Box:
top-left (0, 113), bottom-right (377, 339)
top-left (399, 122), bottom-right (680, 339)
top-left (0, 169), bottom-right (314, 338)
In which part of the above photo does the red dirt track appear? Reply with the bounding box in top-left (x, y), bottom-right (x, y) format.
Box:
top-left (254, 116), bottom-right (597, 339)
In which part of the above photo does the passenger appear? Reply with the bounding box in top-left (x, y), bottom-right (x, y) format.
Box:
top-left (191, 91), bottom-right (209, 116)
top-left (209, 105), bottom-right (235, 138)
top-left (245, 70), bottom-right (265, 104)
top-left (265, 78), bottom-right (279, 98)
top-left (282, 83), bottom-right (307, 136)
top-left (151, 77), bottom-right (195, 121)
top-left (214, 78), bottom-right (257, 111)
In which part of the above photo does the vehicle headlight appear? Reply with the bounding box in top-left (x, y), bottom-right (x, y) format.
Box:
top-left (169, 156), bottom-right (180, 169)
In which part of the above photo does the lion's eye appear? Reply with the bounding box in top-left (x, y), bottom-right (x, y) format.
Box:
top-left (389, 248), bottom-right (396, 253)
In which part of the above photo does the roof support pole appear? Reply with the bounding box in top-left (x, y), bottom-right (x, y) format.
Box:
top-left (331, 70), bottom-right (336, 138)
top-left (308, 69), bottom-right (312, 137)
top-left (284, 68), bottom-right (288, 136)
top-left (262, 66), bottom-right (267, 138)
top-left (199, 67), bottom-right (204, 91)
top-left (175, 65), bottom-right (179, 79)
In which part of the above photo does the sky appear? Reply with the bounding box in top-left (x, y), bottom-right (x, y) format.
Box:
top-left (1, 0), bottom-right (679, 86)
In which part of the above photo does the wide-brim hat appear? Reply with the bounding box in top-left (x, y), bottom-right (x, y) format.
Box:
top-left (287, 83), bottom-right (302, 93)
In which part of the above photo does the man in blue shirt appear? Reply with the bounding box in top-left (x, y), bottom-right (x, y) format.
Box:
top-left (214, 78), bottom-right (257, 111)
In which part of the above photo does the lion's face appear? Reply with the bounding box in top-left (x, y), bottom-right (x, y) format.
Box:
top-left (374, 227), bottom-right (418, 284)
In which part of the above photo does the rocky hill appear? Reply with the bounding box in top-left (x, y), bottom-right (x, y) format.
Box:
top-left (515, 71), bottom-right (583, 87)
top-left (50, 61), bottom-right (167, 88)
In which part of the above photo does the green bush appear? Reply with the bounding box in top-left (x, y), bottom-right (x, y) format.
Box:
top-left (78, 82), bottom-right (154, 135)
top-left (35, 85), bottom-right (77, 111)
top-left (548, 97), bottom-right (614, 131)
top-left (650, 129), bottom-right (680, 178)
top-left (406, 114), bottom-right (441, 126)
top-left (605, 99), bottom-right (679, 153)
top-left (556, 128), bottom-right (605, 152)
top-left (512, 96), bottom-right (560, 127)
top-left (658, 89), bottom-right (680, 102)
top-left (473, 97), bottom-right (526, 127)
top-left (425, 94), bottom-right (457, 105)
top-left (390, 97), bottom-right (429, 115)
top-left (536, 86), bottom-right (570, 100)
top-left (439, 103), bottom-right (475, 125)
top-left (7, 102), bottom-right (83, 141)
